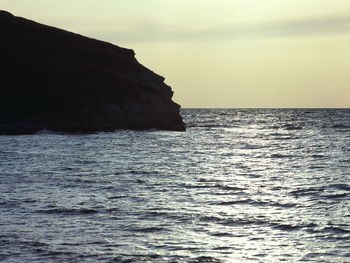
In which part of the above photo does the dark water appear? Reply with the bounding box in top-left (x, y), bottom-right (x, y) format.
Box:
top-left (1, 109), bottom-right (350, 262)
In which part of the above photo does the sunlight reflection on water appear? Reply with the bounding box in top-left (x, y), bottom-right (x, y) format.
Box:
top-left (0, 109), bottom-right (349, 262)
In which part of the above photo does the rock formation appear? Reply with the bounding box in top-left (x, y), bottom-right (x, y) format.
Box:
top-left (0, 10), bottom-right (185, 134)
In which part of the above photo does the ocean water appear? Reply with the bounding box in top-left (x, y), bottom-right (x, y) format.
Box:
top-left (0, 109), bottom-right (349, 263)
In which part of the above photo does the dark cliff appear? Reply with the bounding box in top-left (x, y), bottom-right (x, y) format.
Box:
top-left (0, 10), bottom-right (185, 134)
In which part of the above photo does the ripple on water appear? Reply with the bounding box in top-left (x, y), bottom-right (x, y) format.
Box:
top-left (1, 109), bottom-right (350, 262)
top-left (37, 208), bottom-right (99, 215)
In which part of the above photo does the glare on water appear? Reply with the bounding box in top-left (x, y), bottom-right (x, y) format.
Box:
top-left (0, 109), bottom-right (349, 262)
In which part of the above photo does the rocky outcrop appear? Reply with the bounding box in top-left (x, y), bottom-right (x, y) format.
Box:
top-left (0, 10), bottom-right (185, 134)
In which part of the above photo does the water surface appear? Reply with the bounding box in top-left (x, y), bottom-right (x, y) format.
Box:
top-left (1, 109), bottom-right (349, 262)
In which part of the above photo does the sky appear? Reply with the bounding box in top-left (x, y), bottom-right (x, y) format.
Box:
top-left (1, 0), bottom-right (350, 108)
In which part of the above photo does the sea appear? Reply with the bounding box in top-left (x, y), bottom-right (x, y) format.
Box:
top-left (0, 109), bottom-right (349, 263)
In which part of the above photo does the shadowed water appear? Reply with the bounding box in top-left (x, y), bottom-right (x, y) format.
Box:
top-left (0, 109), bottom-right (349, 262)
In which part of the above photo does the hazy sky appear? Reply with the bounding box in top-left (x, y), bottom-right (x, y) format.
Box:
top-left (2, 0), bottom-right (350, 107)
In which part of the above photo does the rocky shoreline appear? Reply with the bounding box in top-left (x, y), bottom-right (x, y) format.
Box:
top-left (0, 10), bottom-right (185, 134)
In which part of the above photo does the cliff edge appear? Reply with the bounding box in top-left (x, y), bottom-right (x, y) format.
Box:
top-left (0, 11), bottom-right (185, 134)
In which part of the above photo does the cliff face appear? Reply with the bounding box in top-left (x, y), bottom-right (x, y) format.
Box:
top-left (0, 10), bottom-right (185, 134)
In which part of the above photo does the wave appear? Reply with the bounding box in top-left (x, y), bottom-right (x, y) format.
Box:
top-left (270, 153), bottom-right (295, 158)
top-left (330, 184), bottom-right (350, 191)
top-left (209, 232), bottom-right (236, 237)
top-left (266, 133), bottom-right (301, 140)
top-left (331, 124), bottom-right (349, 129)
top-left (213, 200), bottom-right (250, 205)
top-left (291, 184), bottom-right (350, 199)
top-left (321, 193), bottom-right (348, 199)
top-left (107, 195), bottom-right (128, 200)
top-left (190, 256), bottom-right (223, 263)
top-left (322, 226), bottom-right (350, 234)
top-left (213, 199), bottom-right (296, 208)
top-left (130, 226), bottom-right (165, 233)
top-left (305, 225), bottom-right (350, 238)
top-left (271, 222), bottom-right (318, 232)
top-left (181, 183), bottom-right (246, 192)
top-left (128, 170), bottom-right (161, 175)
top-left (217, 185), bottom-right (246, 191)
top-left (310, 154), bottom-right (326, 159)
top-left (34, 248), bottom-right (78, 257)
top-left (37, 208), bottom-right (99, 215)
top-left (200, 215), bottom-right (319, 233)
top-left (142, 211), bottom-right (169, 218)
top-left (290, 187), bottom-right (325, 197)
top-left (282, 124), bottom-right (303, 130)
top-left (240, 144), bottom-right (266, 149)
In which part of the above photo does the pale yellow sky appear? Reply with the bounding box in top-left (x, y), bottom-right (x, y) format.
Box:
top-left (1, 0), bottom-right (350, 107)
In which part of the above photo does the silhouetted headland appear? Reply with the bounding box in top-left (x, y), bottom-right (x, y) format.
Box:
top-left (0, 10), bottom-right (185, 134)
